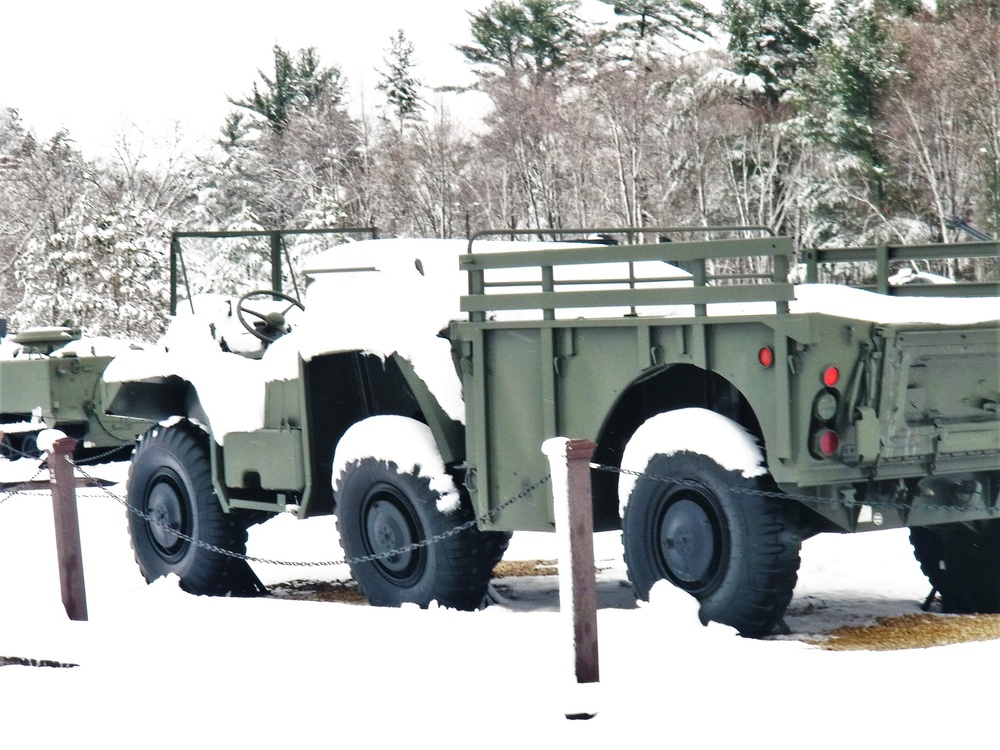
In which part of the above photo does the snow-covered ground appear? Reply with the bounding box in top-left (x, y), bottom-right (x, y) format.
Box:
top-left (2, 457), bottom-right (997, 748)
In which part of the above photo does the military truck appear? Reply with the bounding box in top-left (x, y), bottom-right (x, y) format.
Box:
top-left (102, 226), bottom-right (1000, 635)
top-left (0, 325), bottom-right (148, 460)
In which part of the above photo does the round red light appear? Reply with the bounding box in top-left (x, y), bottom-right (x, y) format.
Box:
top-left (822, 366), bottom-right (840, 387)
top-left (819, 430), bottom-right (840, 456)
top-left (758, 347), bottom-right (774, 368)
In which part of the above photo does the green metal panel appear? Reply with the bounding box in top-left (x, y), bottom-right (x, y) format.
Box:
top-left (222, 429), bottom-right (305, 491)
top-left (453, 230), bottom-right (1000, 535)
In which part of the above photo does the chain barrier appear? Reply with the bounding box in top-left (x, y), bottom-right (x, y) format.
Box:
top-left (70, 461), bottom-right (550, 569)
top-left (0, 437), bottom-right (128, 508)
top-left (592, 462), bottom-right (996, 516)
top-left (0, 462), bottom-right (49, 507)
top-left (6, 442), bottom-right (989, 573)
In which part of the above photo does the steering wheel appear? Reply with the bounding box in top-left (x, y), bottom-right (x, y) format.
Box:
top-left (236, 289), bottom-right (305, 343)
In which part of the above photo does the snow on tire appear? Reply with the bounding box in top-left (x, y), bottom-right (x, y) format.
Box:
top-left (620, 409), bottom-right (802, 637)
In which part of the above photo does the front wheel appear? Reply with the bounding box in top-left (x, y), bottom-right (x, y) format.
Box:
top-left (622, 451), bottom-right (801, 636)
top-left (335, 457), bottom-right (502, 610)
top-left (126, 420), bottom-right (262, 596)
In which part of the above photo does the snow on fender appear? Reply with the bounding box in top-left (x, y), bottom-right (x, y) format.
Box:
top-left (331, 415), bottom-right (461, 513)
top-left (618, 408), bottom-right (767, 517)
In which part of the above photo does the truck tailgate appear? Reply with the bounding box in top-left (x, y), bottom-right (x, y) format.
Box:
top-left (880, 325), bottom-right (1000, 467)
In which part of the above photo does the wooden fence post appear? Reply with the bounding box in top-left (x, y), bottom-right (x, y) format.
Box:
top-left (542, 437), bottom-right (599, 719)
top-left (42, 431), bottom-right (88, 622)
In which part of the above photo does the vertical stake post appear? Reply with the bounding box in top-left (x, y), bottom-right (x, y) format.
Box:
top-left (47, 434), bottom-right (88, 622)
top-left (542, 437), bottom-right (600, 694)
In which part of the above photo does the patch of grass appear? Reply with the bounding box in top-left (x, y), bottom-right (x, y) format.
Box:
top-left (813, 613), bottom-right (1000, 651)
top-left (492, 559), bottom-right (558, 578)
top-left (266, 579), bottom-right (368, 604)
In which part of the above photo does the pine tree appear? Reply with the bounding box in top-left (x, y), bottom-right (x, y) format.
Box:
top-left (797, 1), bottom-right (912, 213)
top-left (228, 45), bottom-right (343, 133)
top-left (600, 0), bottom-right (715, 47)
top-left (203, 204), bottom-right (270, 296)
top-left (377, 30), bottom-right (424, 134)
top-left (936, 0), bottom-right (1000, 21)
top-left (457, 0), bottom-right (582, 85)
top-left (721, 0), bottom-right (820, 112)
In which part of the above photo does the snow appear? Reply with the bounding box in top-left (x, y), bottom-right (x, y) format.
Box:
top-left (331, 415), bottom-right (462, 514)
top-left (618, 409), bottom-right (766, 514)
top-left (2, 457), bottom-right (999, 746)
top-left (98, 237), bottom-right (1000, 446)
top-left (0, 331), bottom-right (144, 361)
top-left (791, 283), bottom-right (1000, 324)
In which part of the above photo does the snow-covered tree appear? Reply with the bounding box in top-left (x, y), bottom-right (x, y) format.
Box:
top-left (228, 45), bottom-right (344, 134)
top-left (13, 195), bottom-right (169, 340)
top-left (377, 29), bottom-right (424, 134)
top-left (457, 0), bottom-right (582, 86)
top-left (722, 0), bottom-right (820, 114)
top-left (199, 204), bottom-right (270, 296)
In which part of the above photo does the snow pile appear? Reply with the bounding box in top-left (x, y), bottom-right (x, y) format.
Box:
top-left (888, 267), bottom-right (956, 286)
top-left (618, 408), bottom-right (766, 514)
top-left (331, 415), bottom-right (461, 513)
top-left (104, 315), bottom-right (269, 440)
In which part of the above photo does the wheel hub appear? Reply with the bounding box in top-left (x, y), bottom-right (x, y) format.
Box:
top-left (658, 497), bottom-right (717, 587)
top-left (364, 495), bottom-right (420, 581)
top-left (147, 480), bottom-right (186, 556)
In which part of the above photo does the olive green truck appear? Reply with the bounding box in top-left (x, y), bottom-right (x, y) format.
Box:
top-left (0, 326), bottom-right (146, 460)
top-left (99, 227), bottom-right (1000, 636)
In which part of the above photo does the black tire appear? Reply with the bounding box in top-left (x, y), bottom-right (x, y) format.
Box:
top-left (622, 451), bottom-right (802, 637)
top-left (126, 420), bottom-right (260, 596)
top-left (335, 457), bottom-right (504, 610)
top-left (910, 522), bottom-right (1000, 613)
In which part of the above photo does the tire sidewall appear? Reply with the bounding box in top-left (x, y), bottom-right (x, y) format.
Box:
top-left (126, 422), bottom-right (245, 592)
top-left (623, 450), bottom-right (797, 634)
top-left (336, 457), bottom-right (454, 607)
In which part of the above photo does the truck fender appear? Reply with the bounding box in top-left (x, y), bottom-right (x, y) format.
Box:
top-left (617, 407), bottom-right (767, 518)
top-left (331, 415), bottom-right (462, 514)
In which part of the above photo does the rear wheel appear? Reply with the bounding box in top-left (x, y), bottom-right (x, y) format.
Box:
top-left (622, 451), bottom-right (801, 636)
top-left (910, 522), bottom-right (1000, 613)
top-left (335, 457), bottom-right (503, 610)
top-left (126, 420), bottom-right (262, 596)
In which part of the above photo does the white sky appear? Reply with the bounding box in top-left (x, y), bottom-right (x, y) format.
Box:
top-left (0, 0), bottom-right (505, 157)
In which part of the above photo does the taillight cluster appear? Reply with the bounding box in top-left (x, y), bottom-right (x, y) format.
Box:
top-left (810, 366), bottom-right (842, 459)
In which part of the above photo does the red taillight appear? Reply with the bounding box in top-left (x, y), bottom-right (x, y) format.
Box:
top-left (818, 430), bottom-right (840, 456)
top-left (758, 347), bottom-right (774, 368)
top-left (822, 366), bottom-right (840, 388)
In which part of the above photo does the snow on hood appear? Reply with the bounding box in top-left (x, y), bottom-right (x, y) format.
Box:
top-left (104, 239), bottom-right (475, 440)
top-left (293, 238), bottom-right (471, 422)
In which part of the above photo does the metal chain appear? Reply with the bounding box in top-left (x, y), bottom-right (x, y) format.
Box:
top-left (71, 461), bottom-right (550, 568)
top-left (0, 463), bottom-right (49, 506)
top-left (593, 462), bottom-right (997, 516)
top-left (74, 445), bottom-right (133, 466)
